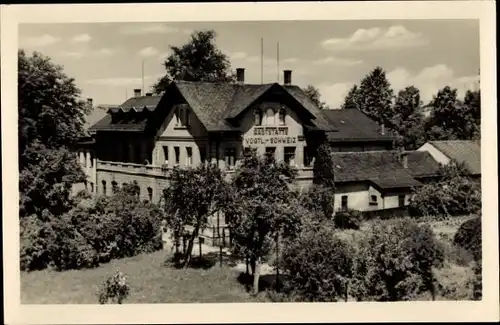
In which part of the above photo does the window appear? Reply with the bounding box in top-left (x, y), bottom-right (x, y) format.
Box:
top-left (369, 195), bottom-right (378, 206)
top-left (174, 146), bottom-right (180, 165)
top-left (176, 105), bottom-right (191, 127)
top-left (162, 146), bottom-right (169, 164)
top-left (199, 145), bottom-right (207, 164)
top-left (89, 152), bottom-right (93, 168)
top-left (341, 195), bottom-right (348, 211)
top-left (265, 147), bottom-right (276, 160)
top-left (284, 147), bottom-right (296, 165)
top-left (186, 147), bottom-right (193, 166)
top-left (102, 180), bottom-right (107, 196)
top-left (254, 109), bottom-right (263, 126)
top-left (278, 108), bottom-right (286, 125)
top-left (265, 108), bottom-right (275, 125)
top-left (147, 187), bottom-right (153, 201)
top-left (111, 181), bottom-right (118, 194)
top-left (303, 146), bottom-right (312, 167)
top-left (398, 194), bottom-right (405, 207)
top-left (225, 148), bottom-right (237, 168)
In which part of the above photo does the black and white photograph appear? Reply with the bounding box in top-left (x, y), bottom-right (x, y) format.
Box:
top-left (2, 1), bottom-right (498, 324)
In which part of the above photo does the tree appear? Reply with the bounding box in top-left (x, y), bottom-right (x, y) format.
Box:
top-left (18, 50), bottom-right (90, 218)
top-left (18, 50), bottom-right (90, 158)
top-left (312, 144), bottom-right (335, 218)
top-left (390, 86), bottom-right (426, 150)
top-left (303, 85), bottom-right (329, 109)
top-left (163, 163), bottom-right (228, 268)
top-left (425, 86), bottom-right (466, 140)
top-left (340, 85), bottom-right (361, 110)
top-left (225, 149), bottom-right (299, 294)
top-left (462, 89), bottom-right (481, 140)
top-left (356, 67), bottom-right (395, 125)
top-left (152, 30), bottom-right (234, 94)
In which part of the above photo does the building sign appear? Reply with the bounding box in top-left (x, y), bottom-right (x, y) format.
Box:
top-left (245, 126), bottom-right (297, 145)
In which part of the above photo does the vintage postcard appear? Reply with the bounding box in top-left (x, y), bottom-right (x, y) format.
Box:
top-left (1, 1), bottom-right (498, 324)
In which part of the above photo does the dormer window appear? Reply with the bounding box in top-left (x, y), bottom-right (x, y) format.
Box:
top-left (254, 109), bottom-right (263, 126)
top-left (265, 108), bottom-right (275, 125)
top-left (176, 105), bottom-right (190, 127)
top-left (278, 108), bottom-right (286, 125)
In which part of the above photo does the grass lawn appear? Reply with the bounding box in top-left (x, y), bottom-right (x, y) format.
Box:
top-left (21, 250), bottom-right (262, 304)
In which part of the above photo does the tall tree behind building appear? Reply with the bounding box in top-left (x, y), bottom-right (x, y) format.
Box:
top-left (153, 30), bottom-right (234, 94)
top-left (356, 67), bottom-right (395, 126)
top-left (391, 86), bottom-right (426, 150)
top-left (303, 85), bottom-right (329, 109)
top-left (340, 85), bottom-right (361, 110)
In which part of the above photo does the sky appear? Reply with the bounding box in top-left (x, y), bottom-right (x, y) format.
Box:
top-left (19, 20), bottom-right (479, 126)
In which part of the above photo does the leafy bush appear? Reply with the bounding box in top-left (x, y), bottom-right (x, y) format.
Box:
top-left (20, 214), bottom-right (57, 271)
top-left (49, 215), bottom-right (99, 271)
top-left (350, 218), bottom-right (445, 301)
top-left (297, 184), bottom-right (334, 221)
top-left (333, 209), bottom-right (362, 230)
top-left (434, 262), bottom-right (475, 300)
top-left (20, 183), bottom-right (164, 272)
top-left (409, 163), bottom-right (481, 217)
top-left (280, 220), bottom-right (353, 302)
top-left (453, 216), bottom-right (481, 262)
top-left (98, 270), bottom-right (130, 304)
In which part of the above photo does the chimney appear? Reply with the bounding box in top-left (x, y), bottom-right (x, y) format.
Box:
top-left (134, 89), bottom-right (141, 97)
top-left (145, 92), bottom-right (152, 97)
top-left (236, 68), bottom-right (245, 85)
top-left (380, 123), bottom-right (385, 135)
top-left (283, 70), bottom-right (292, 85)
top-left (401, 152), bottom-right (408, 169)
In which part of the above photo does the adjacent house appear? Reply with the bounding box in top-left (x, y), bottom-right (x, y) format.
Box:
top-left (328, 151), bottom-right (421, 217)
top-left (418, 140), bottom-right (481, 179)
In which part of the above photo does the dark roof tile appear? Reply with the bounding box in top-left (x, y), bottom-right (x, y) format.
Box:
top-left (322, 109), bottom-right (397, 142)
top-left (406, 151), bottom-right (442, 178)
top-left (428, 140), bottom-right (481, 175)
top-left (331, 151), bottom-right (421, 190)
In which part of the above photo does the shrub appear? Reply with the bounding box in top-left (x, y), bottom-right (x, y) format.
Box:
top-left (453, 216), bottom-right (481, 262)
top-left (280, 221), bottom-right (353, 302)
top-left (98, 270), bottom-right (130, 304)
top-left (20, 214), bottom-right (57, 271)
top-left (408, 164), bottom-right (481, 217)
top-left (297, 184), bottom-right (334, 221)
top-left (333, 209), bottom-right (362, 230)
top-left (350, 218), bottom-right (445, 301)
top-left (434, 262), bottom-right (475, 300)
top-left (50, 216), bottom-right (99, 271)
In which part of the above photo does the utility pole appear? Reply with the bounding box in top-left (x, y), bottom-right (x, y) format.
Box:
top-left (277, 41), bottom-right (280, 83)
top-left (260, 37), bottom-right (264, 84)
top-left (141, 59), bottom-right (145, 95)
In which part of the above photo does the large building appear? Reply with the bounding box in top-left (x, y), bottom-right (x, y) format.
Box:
top-left (76, 69), bottom-right (453, 242)
top-left (78, 69), bottom-right (397, 201)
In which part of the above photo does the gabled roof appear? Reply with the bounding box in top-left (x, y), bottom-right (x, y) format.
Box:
top-left (428, 140), bottom-right (481, 175)
top-left (107, 95), bottom-right (162, 113)
top-left (89, 80), bottom-right (337, 133)
top-left (331, 151), bottom-right (422, 190)
top-left (406, 151), bottom-right (442, 179)
top-left (321, 108), bottom-right (397, 142)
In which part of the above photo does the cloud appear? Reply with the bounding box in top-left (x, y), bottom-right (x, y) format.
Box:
top-left (317, 82), bottom-right (357, 109)
top-left (321, 25), bottom-right (429, 51)
top-left (281, 58), bottom-right (299, 64)
top-left (58, 48), bottom-right (117, 59)
top-left (59, 51), bottom-right (85, 59)
top-left (87, 74), bottom-right (163, 87)
top-left (138, 46), bottom-right (160, 58)
top-left (119, 23), bottom-right (180, 35)
top-left (22, 34), bottom-right (61, 47)
top-left (228, 51), bottom-right (248, 60)
top-left (71, 33), bottom-right (92, 43)
top-left (312, 56), bottom-right (363, 66)
top-left (387, 64), bottom-right (479, 103)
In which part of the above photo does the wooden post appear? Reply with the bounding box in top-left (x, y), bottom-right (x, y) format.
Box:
top-left (219, 245), bottom-right (223, 267)
top-left (182, 235), bottom-right (187, 255)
